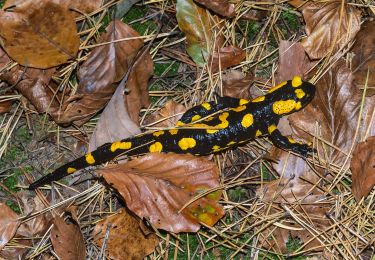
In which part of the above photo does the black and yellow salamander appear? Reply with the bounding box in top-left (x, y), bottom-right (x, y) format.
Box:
top-left (29, 76), bottom-right (315, 190)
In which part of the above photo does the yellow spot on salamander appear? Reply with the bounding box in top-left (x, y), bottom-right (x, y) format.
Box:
top-left (178, 138), bottom-right (197, 150)
top-left (252, 96), bottom-right (265, 103)
top-left (169, 129), bottom-right (178, 135)
top-left (268, 81), bottom-right (287, 93)
top-left (218, 112), bottom-right (229, 128)
top-left (288, 137), bottom-right (296, 144)
top-left (296, 101), bottom-right (302, 110)
top-left (272, 100), bottom-right (297, 115)
top-left (191, 115), bottom-right (201, 122)
top-left (231, 105), bottom-right (246, 112)
top-left (241, 113), bottom-right (254, 128)
top-left (212, 145), bottom-right (221, 151)
top-left (268, 124), bottom-right (277, 134)
top-left (227, 141), bottom-right (236, 146)
top-left (206, 129), bottom-right (218, 134)
top-left (292, 76), bottom-right (302, 87)
top-left (85, 153), bottom-right (95, 164)
top-left (295, 89), bottom-right (305, 99)
top-left (149, 142), bottom-right (163, 152)
top-left (110, 141), bottom-right (132, 152)
top-left (67, 167), bottom-right (76, 174)
top-left (153, 130), bottom-right (165, 137)
top-left (176, 121), bottom-right (185, 126)
top-left (255, 130), bottom-right (262, 137)
top-left (239, 99), bottom-right (249, 105)
top-left (201, 102), bottom-right (211, 110)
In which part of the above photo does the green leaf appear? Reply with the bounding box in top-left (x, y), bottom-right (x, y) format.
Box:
top-left (176, 0), bottom-right (213, 66)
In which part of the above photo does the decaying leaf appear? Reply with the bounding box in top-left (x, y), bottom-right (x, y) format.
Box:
top-left (0, 203), bottom-right (20, 251)
top-left (50, 216), bottom-right (86, 260)
top-left (209, 46), bottom-right (246, 73)
top-left (58, 20), bottom-right (144, 126)
top-left (0, 100), bottom-right (12, 114)
top-left (221, 70), bottom-right (254, 99)
top-left (93, 208), bottom-right (159, 259)
top-left (144, 100), bottom-right (186, 128)
top-left (350, 137), bottom-right (375, 201)
top-left (301, 1), bottom-right (361, 59)
top-left (256, 179), bottom-right (331, 253)
top-left (97, 153), bottom-right (224, 233)
top-left (194, 0), bottom-right (235, 17)
top-left (276, 41), bottom-right (315, 83)
top-left (351, 21), bottom-right (375, 97)
top-left (0, 0), bottom-right (79, 68)
top-left (66, 0), bottom-right (102, 15)
top-left (176, 0), bottom-right (224, 66)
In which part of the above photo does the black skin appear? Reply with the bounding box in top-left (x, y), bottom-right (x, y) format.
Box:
top-left (29, 77), bottom-right (316, 190)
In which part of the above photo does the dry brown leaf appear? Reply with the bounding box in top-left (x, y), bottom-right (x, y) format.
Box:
top-left (0, 100), bottom-right (12, 114)
top-left (0, 203), bottom-right (20, 251)
top-left (221, 70), bottom-right (254, 99)
top-left (97, 153), bottom-right (224, 233)
top-left (50, 216), bottom-right (86, 260)
top-left (144, 100), bottom-right (186, 128)
top-left (301, 1), bottom-right (361, 59)
top-left (209, 46), bottom-right (246, 73)
top-left (276, 41), bottom-right (315, 83)
top-left (351, 21), bottom-right (375, 97)
top-left (57, 20), bottom-right (144, 126)
top-left (0, 0), bottom-right (79, 69)
top-left (93, 208), bottom-right (159, 259)
top-left (66, 0), bottom-right (102, 15)
top-left (194, 0), bottom-right (235, 17)
top-left (350, 136), bottom-right (375, 201)
top-left (256, 179), bottom-right (331, 253)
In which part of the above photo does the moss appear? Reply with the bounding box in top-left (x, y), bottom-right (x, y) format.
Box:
top-left (286, 236), bottom-right (306, 259)
top-left (154, 62), bottom-right (180, 77)
top-left (228, 186), bottom-right (247, 202)
top-left (280, 10), bottom-right (299, 31)
top-left (6, 200), bottom-right (21, 214)
top-left (122, 5), bottom-right (158, 35)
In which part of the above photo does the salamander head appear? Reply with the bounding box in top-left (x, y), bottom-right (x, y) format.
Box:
top-left (268, 76), bottom-right (316, 116)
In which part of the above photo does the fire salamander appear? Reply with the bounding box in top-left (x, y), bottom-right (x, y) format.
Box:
top-left (29, 76), bottom-right (315, 190)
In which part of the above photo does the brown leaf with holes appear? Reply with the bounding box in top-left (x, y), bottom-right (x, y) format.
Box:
top-left (221, 70), bottom-right (254, 99)
top-left (93, 208), bottom-right (159, 259)
top-left (0, 203), bottom-right (20, 251)
top-left (0, 0), bottom-right (79, 69)
top-left (50, 216), bottom-right (86, 260)
top-left (97, 153), bottom-right (224, 233)
top-left (350, 137), bottom-right (375, 201)
top-left (194, 0), bottom-right (235, 17)
top-left (57, 20), bottom-right (145, 126)
top-left (276, 41), bottom-right (315, 83)
top-left (209, 46), bottom-right (246, 73)
top-left (301, 1), bottom-right (361, 59)
top-left (144, 100), bottom-right (186, 128)
top-left (256, 179), bottom-right (331, 253)
top-left (351, 21), bottom-right (375, 97)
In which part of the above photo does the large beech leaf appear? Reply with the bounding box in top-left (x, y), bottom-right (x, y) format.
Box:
top-left (176, 0), bottom-right (223, 66)
top-left (58, 20), bottom-right (144, 126)
top-left (50, 216), bottom-right (86, 260)
top-left (351, 21), bottom-right (375, 97)
top-left (301, 1), bottom-right (361, 59)
top-left (97, 153), bottom-right (224, 233)
top-left (144, 100), bottom-right (186, 128)
top-left (0, 0), bottom-right (79, 69)
top-left (194, 0), bottom-right (235, 17)
top-left (221, 70), bottom-right (254, 99)
top-left (93, 208), bottom-right (159, 259)
top-left (0, 203), bottom-right (20, 251)
top-left (209, 46), bottom-right (246, 73)
top-left (256, 179), bottom-right (331, 253)
top-left (350, 137), bottom-right (375, 201)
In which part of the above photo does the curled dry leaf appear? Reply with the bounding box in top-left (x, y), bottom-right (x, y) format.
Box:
top-left (301, 1), bottom-right (361, 59)
top-left (176, 0), bottom-right (224, 66)
top-left (93, 208), bottom-right (159, 259)
top-left (209, 46), bottom-right (246, 73)
top-left (58, 20), bottom-right (144, 126)
top-left (0, 0), bottom-right (79, 69)
top-left (97, 153), bottom-right (224, 233)
top-left (144, 100), bottom-right (186, 128)
top-left (351, 21), bottom-right (375, 97)
top-left (194, 0), bottom-right (235, 17)
top-left (221, 70), bottom-right (254, 99)
top-left (50, 216), bottom-right (86, 260)
top-left (0, 203), bottom-right (20, 251)
top-left (276, 41), bottom-right (315, 83)
top-left (350, 136), bottom-right (375, 201)
top-left (256, 179), bottom-right (331, 253)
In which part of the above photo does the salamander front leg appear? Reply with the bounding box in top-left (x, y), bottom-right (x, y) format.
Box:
top-left (267, 125), bottom-right (314, 157)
